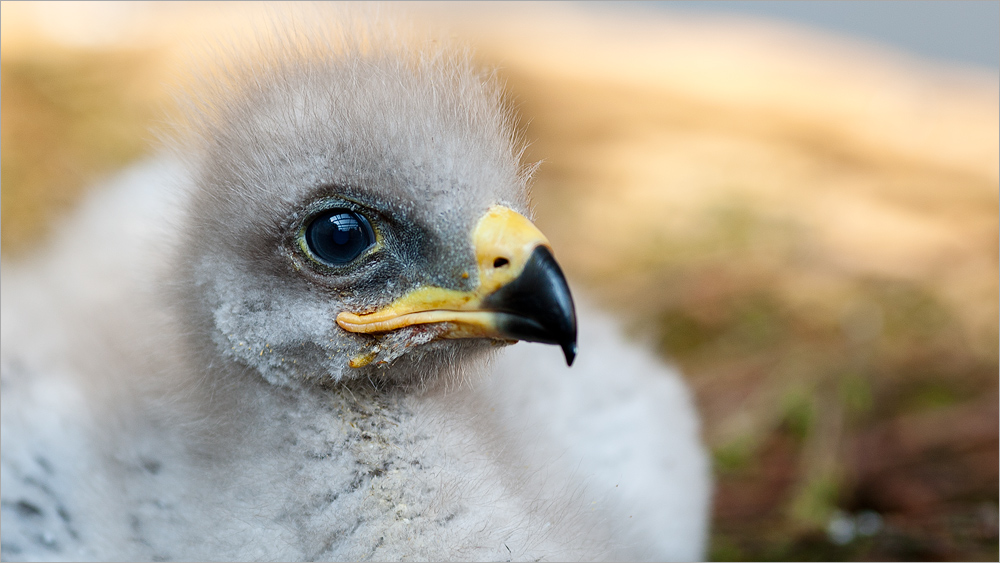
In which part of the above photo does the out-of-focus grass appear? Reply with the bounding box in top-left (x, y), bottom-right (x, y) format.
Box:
top-left (2, 3), bottom-right (997, 561)
top-left (1, 47), bottom-right (165, 255)
top-left (465, 7), bottom-right (998, 557)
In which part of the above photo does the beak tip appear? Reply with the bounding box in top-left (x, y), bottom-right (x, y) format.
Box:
top-left (562, 341), bottom-right (577, 366)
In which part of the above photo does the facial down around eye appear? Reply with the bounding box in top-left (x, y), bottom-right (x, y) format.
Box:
top-left (304, 209), bottom-right (375, 266)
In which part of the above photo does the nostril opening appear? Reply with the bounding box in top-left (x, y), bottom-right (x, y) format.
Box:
top-left (493, 257), bottom-right (509, 268)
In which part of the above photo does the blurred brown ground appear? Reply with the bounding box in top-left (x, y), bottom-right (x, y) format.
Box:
top-left (2, 2), bottom-right (997, 560)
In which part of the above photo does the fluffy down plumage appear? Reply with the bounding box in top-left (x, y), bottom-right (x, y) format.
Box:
top-left (0, 15), bottom-right (710, 561)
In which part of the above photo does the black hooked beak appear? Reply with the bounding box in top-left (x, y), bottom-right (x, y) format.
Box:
top-left (482, 246), bottom-right (578, 365)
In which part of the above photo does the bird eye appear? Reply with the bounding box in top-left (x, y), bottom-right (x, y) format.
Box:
top-left (303, 209), bottom-right (375, 266)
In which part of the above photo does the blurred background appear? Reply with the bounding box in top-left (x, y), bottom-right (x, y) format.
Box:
top-left (2, 2), bottom-right (997, 560)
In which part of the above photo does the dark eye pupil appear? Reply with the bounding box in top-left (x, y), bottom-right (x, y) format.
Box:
top-left (304, 209), bottom-right (374, 266)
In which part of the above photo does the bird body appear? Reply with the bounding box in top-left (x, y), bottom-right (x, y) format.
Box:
top-left (1, 19), bottom-right (709, 561)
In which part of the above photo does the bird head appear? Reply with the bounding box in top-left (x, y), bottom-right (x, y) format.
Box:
top-left (173, 32), bottom-right (576, 387)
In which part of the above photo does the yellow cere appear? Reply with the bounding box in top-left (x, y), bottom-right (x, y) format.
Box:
top-left (470, 205), bottom-right (550, 295)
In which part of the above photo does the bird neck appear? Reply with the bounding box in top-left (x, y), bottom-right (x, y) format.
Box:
top-left (154, 365), bottom-right (533, 560)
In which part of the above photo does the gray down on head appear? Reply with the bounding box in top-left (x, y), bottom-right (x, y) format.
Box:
top-left (0, 14), bottom-right (710, 562)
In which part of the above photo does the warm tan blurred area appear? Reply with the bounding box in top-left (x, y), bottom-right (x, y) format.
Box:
top-left (2, 2), bottom-right (997, 560)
